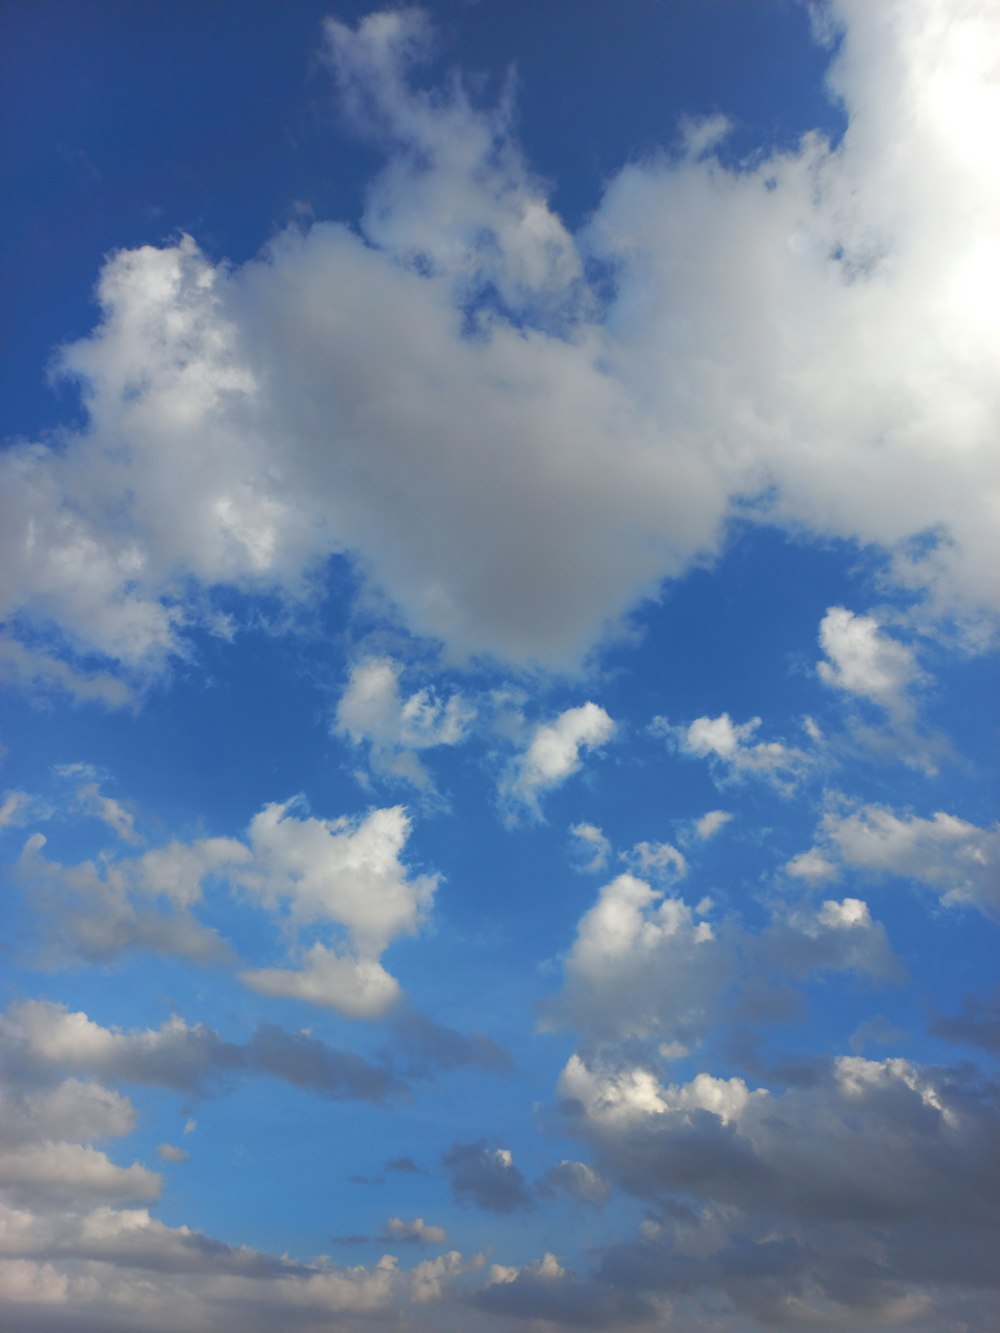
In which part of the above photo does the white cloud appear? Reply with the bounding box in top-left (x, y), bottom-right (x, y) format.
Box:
top-left (546, 874), bottom-right (719, 1043)
top-left (236, 802), bottom-right (434, 949)
top-left (693, 810), bottom-right (731, 841)
top-left (334, 657), bottom-right (474, 792)
top-left (0, 1203), bottom-right (473, 1329)
top-left (242, 945), bottom-right (402, 1019)
top-left (0, 1078), bottom-right (136, 1150)
top-left (568, 822), bottom-right (611, 873)
top-left (817, 606), bottom-right (920, 715)
top-left (817, 803), bottom-right (1000, 917)
top-left (0, 1001), bottom-right (243, 1094)
top-left (655, 712), bottom-right (808, 792)
top-left (503, 703), bottom-right (615, 818)
top-left (11, 795), bottom-right (439, 1014)
top-left (0, 1143), bottom-right (161, 1211)
top-left (554, 1048), bottom-right (1000, 1325)
top-left (547, 873), bottom-right (899, 1045)
top-left (815, 606), bottom-right (949, 772)
top-left (784, 847), bottom-right (839, 881)
top-left (3, 3), bottom-right (995, 680)
top-left (233, 801), bottom-right (437, 985)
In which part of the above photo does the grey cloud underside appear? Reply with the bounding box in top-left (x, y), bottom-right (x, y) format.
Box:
top-left (442, 1140), bottom-right (533, 1214)
top-left (1, 0), bottom-right (998, 678)
top-left (1, 1001), bottom-right (504, 1105)
top-left (543, 1054), bottom-right (1000, 1326)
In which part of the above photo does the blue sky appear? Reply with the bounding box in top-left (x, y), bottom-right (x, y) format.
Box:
top-left (1, 3), bottom-right (998, 1329)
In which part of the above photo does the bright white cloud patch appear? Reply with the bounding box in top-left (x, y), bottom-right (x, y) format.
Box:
top-left (502, 703), bottom-right (615, 819)
top-left (10, 797), bottom-right (438, 1014)
top-left (655, 712), bottom-right (808, 791)
top-left (334, 657), bottom-right (474, 792)
top-left (818, 606), bottom-right (920, 715)
top-left (234, 800), bottom-right (438, 1014)
top-left (2, 1), bottom-right (998, 685)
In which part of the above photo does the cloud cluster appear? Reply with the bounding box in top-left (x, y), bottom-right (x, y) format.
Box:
top-left (12, 795), bottom-right (439, 1017)
top-left (0, 996), bottom-right (488, 1329)
top-left (552, 1050), bottom-right (1000, 1327)
top-left (3, 1), bottom-right (997, 687)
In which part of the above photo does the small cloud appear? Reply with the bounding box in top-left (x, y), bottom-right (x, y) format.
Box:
top-left (384, 1155), bottom-right (422, 1173)
top-left (442, 1140), bottom-right (533, 1213)
top-left (693, 810), bottom-right (732, 841)
top-left (568, 822), bottom-right (610, 873)
top-left (156, 1143), bottom-right (190, 1164)
top-left (623, 840), bottom-right (686, 881)
top-left (785, 848), bottom-right (838, 882)
top-left (383, 1216), bottom-right (447, 1245)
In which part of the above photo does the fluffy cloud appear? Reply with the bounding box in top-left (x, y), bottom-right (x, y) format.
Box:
top-left (4, 2), bottom-right (994, 686)
top-left (234, 800), bottom-right (437, 1015)
top-left (1, 1001), bottom-right (243, 1095)
top-left (817, 606), bottom-right (920, 716)
top-left (0, 1145), bottom-right (160, 1212)
top-left (502, 703), bottom-right (615, 819)
top-left (11, 795), bottom-right (439, 1016)
top-left (242, 945), bottom-right (402, 1019)
top-left (654, 713), bottom-right (809, 792)
top-left (234, 801), bottom-right (435, 956)
top-left (796, 803), bottom-right (1000, 918)
top-left (546, 873), bottom-right (899, 1046)
top-left (693, 810), bottom-right (732, 841)
top-left (334, 657), bottom-right (474, 792)
top-left (554, 1050), bottom-right (1000, 1326)
top-left (560, 1051), bottom-right (1000, 1226)
top-left (0, 1077), bottom-right (136, 1150)
top-left (0, 1208), bottom-right (473, 1330)
top-left (1, 1002), bottom-right (399, 1104)
top-left (816, 607), bottom-right (949, 773)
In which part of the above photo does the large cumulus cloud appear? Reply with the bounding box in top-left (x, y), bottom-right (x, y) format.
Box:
top-left (1, 0), bottom-right (997, 686)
